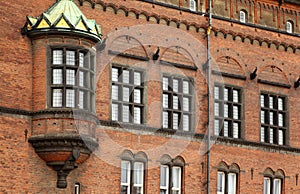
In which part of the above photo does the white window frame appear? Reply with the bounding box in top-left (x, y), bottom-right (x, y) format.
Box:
top-left (75, 183), bottom-right (80, 194)
top-left (217, 171), bottom-right (225, 194)
top-left (218, 171), bottom-right (237, 194)
top-left (227, 173), bottom-right (236, 194)
top-left (121, 160), bottom-right (131, 194)
top-left (133, 162), bottom-right (144, 194)
top-left (171, 166), bottom-right (181, 194)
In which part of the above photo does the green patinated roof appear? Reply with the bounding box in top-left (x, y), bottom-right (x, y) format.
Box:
top-left (23, 0), bottom-right (102, 42)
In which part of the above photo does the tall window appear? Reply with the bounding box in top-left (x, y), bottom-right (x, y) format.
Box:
top-left (162, 76), bottom-right (193, 131)
top-left (50, 48), bottom-right (95, 111)
top-left (120, 151), bottom-right (147, 194)
top-left (260, 93), bottom-right (287, 145)
top-left (263, 168), bottom-right (284, 194)
top-left (160, 155), bottom-right (185, 194)
top-left (239, 10), bottom-right (247, 23)
top-left (111, 66), bottom-right (144, 124)
top-left (190, 0), bottom-right (197, 11)
top-left (214, 85), bottom-right (242, 138)
top-left (286, 21), bottom-right (293, 33)
top-left (217, 162), bottom-right (239, 194)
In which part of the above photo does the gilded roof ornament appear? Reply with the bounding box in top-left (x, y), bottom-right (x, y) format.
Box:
top-left (22, 0), bottom-right (102, 42)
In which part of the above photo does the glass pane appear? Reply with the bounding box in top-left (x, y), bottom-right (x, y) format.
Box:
top-left (173, 79), bottom-right (179, 92)
top-left (278, 113), bottom-right (283, 127)
top-left (134, 89), bottom-right (141, 104)
top-left (261, 127), bottom-right (265, 142)
top-left (173, 113), bottom-right (179, 130)
top-left (112, 68), bottom-right (119, 82)
top-left (134, 107), bottom-right (141, 124)
top-left (163, 77), bottom-right (169, 91)
top-left (183, 97), bottom-right (189, 111)
top-left (112, 103), bottom-right (118, 121)
top-left (163, 94), bottom-right (169, 108)
top-left (66, 89), bottom-right (75, 108)
top-left (261, 111), bottom-right (265, 124)
top-left (163, 111), bottom-right (169, 128)
top-left (112, 85), bottom-right (119, 100)
top-left (269, 96), bottom-right (273, 109)
top-left (278, 130), bottom-right (283, 145)
top-left (53, 50), bottom-right (63, 65)
top-left (134, 162), bottom-right (144, 185)
top-left (172, 167), bottom-right (181, 189)
top-left (79, 52), bottom-right (84, 67)
top-left (233, 123), bottom-right (239, 138)
top-left (173, 96), bottom-right (178, 110)
top-left (227, 173), bottom-right (236, 194)
top-left (134, 72), bottom-right (141, 85)
top-left (183, 81), bottom-right (189, 94)
top-left (263, 178), bottom-right (270, 194)
top-left (123, 70), bottom-right (130, 84)
top-left (260, 95), bottom-right (265, 107)
top-left (214, 119), bottom-right (220, 136)
top-left (66, 69), bottom-right (75, 85)
top-left (214, 86), bottom-right (220, 100)
top-left (183, 114), bottom-right (189, 131)
top-left (224, 121), bottom-right (228, 137)
top-left (122, 105), bottom-right (130, 122)
top-left (214, 102), bottom-right (220, 116)
top-left (123, 87), bottom-right (130, 102)
top-left (160, 166), bottom-right (169, 187)
top-left (233, 90), bottom-right (239, 103)
top-left (273, 179), bottom-right (281, 194)
top-left (79, 91), bottom-right (85, 109)
top-left (79, 71), bottom-right (85, 87)
top-left (217, 172), bottom-right (224, 193)
top-left (52, 89), bottom-right (63, 107)
top-left (224, 88), bottom-right (228, 101)
top-left (224, 104), bottom-right (228, 118)
top-left (121, 161), bottom-right (130, 184)
top-left (278, 98), bottom-right (283, 110)
top-left (233, 105), bottom-right (239, 119)
top-left (66, 50), bottom-right (75, 65)
top-left (52, 69), bottom-right (62, 84)
top-left (269, 112), bottom-right (274, 125)
top-left (270, 128), bottom-right (274, 144)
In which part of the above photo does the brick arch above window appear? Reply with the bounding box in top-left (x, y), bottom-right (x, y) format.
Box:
top-left (160, 46), bottom-right (196, 68)
top-left (257, 64), bottom-right (291, 87)
top-left (217, 161), bottom-right (240, 173)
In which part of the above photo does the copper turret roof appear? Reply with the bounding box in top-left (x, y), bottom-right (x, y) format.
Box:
top-left (22, 0), bottom-right (102, 42)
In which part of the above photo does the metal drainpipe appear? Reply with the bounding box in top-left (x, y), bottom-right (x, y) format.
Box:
top-left (207, 0), bottom-right (212, 193)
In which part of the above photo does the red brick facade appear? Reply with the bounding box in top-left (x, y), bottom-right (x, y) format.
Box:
top-left (1, 0), bottom-right (300, 193)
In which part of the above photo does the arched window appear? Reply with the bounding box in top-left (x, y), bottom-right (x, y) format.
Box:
top-left (239, 10), bottom-right (247, 23)
top-left (159, 155), bottom-right (185, 194)
top-left (190, 0), bottom-right (197, 11)
top-left (217, 162), bottom-right (240, 194)
top-left (263, 168), bottom-right (284, 194)
top-left (286, 21), bottom-right (293, 33)
top-left (120, 150), bottom-right (148, 194)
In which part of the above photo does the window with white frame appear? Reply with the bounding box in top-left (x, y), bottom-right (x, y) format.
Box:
top-left (286, 21), bottom-right (293, 33)
top-left (190, 0), bottom-right (197, 11)
top-left (217, 171), bottom-right (237, 194)
top-left (160, 156), bottom-right (184, 194)
top-left (260, 93), bottom-right (287, 145)
top-left (239, 10), bottom-right (247, 23)
top-left (264, 177), bottom-right (282, 194)
top-left (121, 160), bottom-right (145, 194)
top-left (111, 66), bottom-right (144, 124)
top-left (75, 183), bottom-right (80, 194)
top-left (214, 85), bottom-right (242, 138)
top-left (50, 48), bottom-right (95, 111)
top-left (162, 76), bottom-right (193, 131)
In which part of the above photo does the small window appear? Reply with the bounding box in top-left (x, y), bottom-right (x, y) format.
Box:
top-left (264, 177), bottom-right (282, 194)
top-left (75, 183), bottom-right (80, 194)
top-left (217, 171), bottom-right (237, 194)
top-left (286, 21), bottom-right (293, 33)
top-left (190, 0), bottom-right (197, 11)
top-left (239, 10), bottom-right (247, 23)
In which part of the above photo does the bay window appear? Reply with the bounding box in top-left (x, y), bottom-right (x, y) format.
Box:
top-left (49, 48), bottom-right (95, 111)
